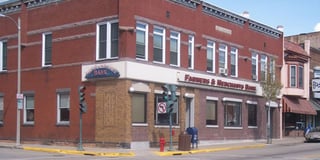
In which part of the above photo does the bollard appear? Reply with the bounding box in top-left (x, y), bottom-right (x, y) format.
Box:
top-left (159, 137), bottom-right (165, 152)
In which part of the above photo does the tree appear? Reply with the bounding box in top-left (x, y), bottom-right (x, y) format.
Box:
top-left (261, 72), bottom-right (283, 144)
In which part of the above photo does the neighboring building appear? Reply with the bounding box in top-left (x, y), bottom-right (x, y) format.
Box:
top-left (286, 31), bottom-right (320, 128)
top-left (281, 40), bottom-right (317, 137)
top-left (0, 0), bottom-right (283, 148)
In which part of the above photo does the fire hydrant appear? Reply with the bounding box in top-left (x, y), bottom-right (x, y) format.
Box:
top-left (159, 137), bottom-right (165, 152)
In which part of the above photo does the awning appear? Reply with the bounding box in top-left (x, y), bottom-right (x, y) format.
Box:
top-left (283, 96), bottom-right (317, 115)
top-left (310, 99), bottom-right (320, 111)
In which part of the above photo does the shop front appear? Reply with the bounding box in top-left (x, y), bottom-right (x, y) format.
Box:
top-left (282, 96), bottom-right (317, 137)
top-left (81, 61), bottom-right (280, 148)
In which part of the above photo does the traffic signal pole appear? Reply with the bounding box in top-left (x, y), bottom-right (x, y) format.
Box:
top-left (77, 85), bottom-right (86, 151)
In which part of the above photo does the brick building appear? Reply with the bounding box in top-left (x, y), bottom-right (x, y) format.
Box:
top-left (0, 0), bottom-right (283, 148)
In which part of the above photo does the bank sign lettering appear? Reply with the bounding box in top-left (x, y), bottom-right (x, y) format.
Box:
top-left (312, 79), bottom-right (320, 92)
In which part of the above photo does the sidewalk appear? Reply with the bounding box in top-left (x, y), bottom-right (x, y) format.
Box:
top-left (0, 137), bottom-right (306, 157)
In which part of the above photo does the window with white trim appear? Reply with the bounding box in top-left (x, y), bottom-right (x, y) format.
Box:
top-left (153, 26), bottom-right (165, 63)
top-left (298, 66), bottom-right (304, 89)
top-left (188, 35), bottom-right (194, 69)
top-left (269, 58), bottom-right (275, 81)
top-left (247, 103), bottom-right (257, 126)
top-left (224, 101), bottom-right (241, 127)
top-left (218, 43), bottom-right (227, 69)
top-left (170, 31), bottom-right (180, 66)
top-left (96, 20), bottom-right (119, 60)
top-left (251, 52), bottom-right (258, 80)
top-left (260, 55), bottom-right (267, 81)
top-left (24, 94), bottom-right (35, 125)
top-left (0, 96), bottom-right (3, 125)
top-left (206, 100), bottom-right (217, 125)
top-left (230, 47), bottom-right (238, 77)
top-left (136, 22), bottom-right (148, 60)
top-left (206, 41), bottom-right (215, 73)
top-left (290, 65), bottom-right (296, 87)
top-left (57, 92), bottom-right (70, 124)
top-left (0, 41), bottom-right (7, 71)
top-left (154, 94), bottom-right (178, 125)
top-left (132, 93), bottom-right (147, 124)
top-left (42, 33), bottom-right (52, 66)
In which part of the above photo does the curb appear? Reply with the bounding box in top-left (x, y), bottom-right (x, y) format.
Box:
top-left (23, 146), bottom-right (135, 157)
top-left (154, 143), bottom-right (266, 156)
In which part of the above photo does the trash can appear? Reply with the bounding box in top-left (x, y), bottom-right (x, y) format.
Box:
top-left (178, 133), bottom-right (191, 151)
top-left (186, 127), bottom-right (198, 148)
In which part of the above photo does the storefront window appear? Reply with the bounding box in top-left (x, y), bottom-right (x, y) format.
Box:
top-left (154, 94), bottom-right (178, 125)
top-left (247, 104), bottom-right (257, 126)
top-left (132, 93), bottom-right (147, 124)
top-left (224, 102), bottom-right (241, 127)
top-left (206, 100), bottom-right (217, 125)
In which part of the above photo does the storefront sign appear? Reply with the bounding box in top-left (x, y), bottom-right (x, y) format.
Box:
top-left (312, 79), bottom-right (320, 92)
top-left (183, 74), bottom-right (256, 92)
top-left (85, 66), bottom-right (120, 79)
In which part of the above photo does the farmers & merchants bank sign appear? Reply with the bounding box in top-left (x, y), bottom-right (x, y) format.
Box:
top-left (179, 73), bottom-right (257, 93)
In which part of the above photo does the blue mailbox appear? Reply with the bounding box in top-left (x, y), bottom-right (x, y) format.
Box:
top-left (186, 127), bottom-right (198, 148)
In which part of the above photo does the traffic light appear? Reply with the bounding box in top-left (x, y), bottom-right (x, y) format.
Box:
top-left (167, 85), bottom-right (177, 114)
top-left (78, 85), bottom-right (87, 113)
top-left (161, 84), bottom-right (170, 102)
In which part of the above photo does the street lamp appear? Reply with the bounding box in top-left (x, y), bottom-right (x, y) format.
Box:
top-left (0, 13), bottom-right (21, 147)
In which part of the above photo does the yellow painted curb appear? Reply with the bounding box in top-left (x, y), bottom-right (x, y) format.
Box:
top-left (23, 146), bottom-right (135, 157)
top-left (154, 144), bottom-right (266, 156)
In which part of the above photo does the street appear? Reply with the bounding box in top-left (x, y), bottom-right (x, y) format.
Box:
top-left (1, 141), bottom-right (320, 160)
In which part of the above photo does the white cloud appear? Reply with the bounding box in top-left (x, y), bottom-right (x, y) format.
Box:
top-left (314, 23), bottom-right (320, 32)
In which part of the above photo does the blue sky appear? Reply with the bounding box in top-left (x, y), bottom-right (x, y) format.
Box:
top-left (1, 0), bottom-right (319, 36)
top-left (206, 0), bottom-right (320, 36)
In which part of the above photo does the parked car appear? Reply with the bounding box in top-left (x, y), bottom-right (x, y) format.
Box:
top-left (305, 127), bottom-right (320, 142)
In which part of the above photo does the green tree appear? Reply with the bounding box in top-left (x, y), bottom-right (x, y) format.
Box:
top-left (261, 72), bottom-right (283, 144)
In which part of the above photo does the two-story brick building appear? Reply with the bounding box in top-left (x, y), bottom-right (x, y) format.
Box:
top-left (0, 0), bottom-right (283, 148)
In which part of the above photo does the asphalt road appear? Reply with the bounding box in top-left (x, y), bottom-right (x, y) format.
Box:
top-left (1, 141), bottom-right (320, 160)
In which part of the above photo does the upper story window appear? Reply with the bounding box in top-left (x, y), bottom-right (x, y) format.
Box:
top-left (206, 41), bottom-right (215, 73)
top-left (188, 35), bottom-right (194, 69)
top-left (42, 33), bottom-right (52, 67)
top-left (0, 96), bottom-right (3, 125)
top-left (251, 52), bottom-right (258, 81)
top-left (298, 66), bottom-right (304, 89)
top-left (260, 55), bottom-right (267, 81)
top-left (0, 41), bottom-right (7, 71)
top-left (24, 94), bottom-right (35, 125)
top-left (153, 26), bottom-right (165, 63)
top-left (96, 20), bottom-right (119, 61)
top-left (170, 31), bottom-right (180, 66)
top-left (290, 65), bottom-right (297, 87)
top-left (218, 44), bottom-right (227, 69)
top-left (230, 47), bottom-right (238, 77)
top-left (269, 58), bottom-right (276, 81)
top-left (136, 22), bottom-right (148, 60)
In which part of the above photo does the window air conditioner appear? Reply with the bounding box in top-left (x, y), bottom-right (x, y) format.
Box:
top-left (219, 68), bottom-right (228, 76)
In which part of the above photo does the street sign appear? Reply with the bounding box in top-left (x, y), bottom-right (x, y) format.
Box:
top-left (16, 93), bottom-right (23, 100)
top-left (157, 102), bottom-right (167, 114)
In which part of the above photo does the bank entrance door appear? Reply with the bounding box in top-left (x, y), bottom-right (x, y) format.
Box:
top-left (185, 98), bottom-right (195, 129)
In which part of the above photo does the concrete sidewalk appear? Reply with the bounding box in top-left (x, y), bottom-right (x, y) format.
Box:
top-left (0, 137), bottom-right (306, 157)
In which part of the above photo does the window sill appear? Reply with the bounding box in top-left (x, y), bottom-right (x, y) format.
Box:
top-left (132, 123), bottom-right (148, 127)
top-left (206, 125), bottom-right (219, 128)
top-left (248, 126), bottom-right (258, 129)
top-left (224, 126), bottom-right (243, 130)
top-left (155, 125), bottom-right (180, 129)
top-left (56, 122), bottom-right (70, 126)
top-left (23, 122), bottom-right (34, 126)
